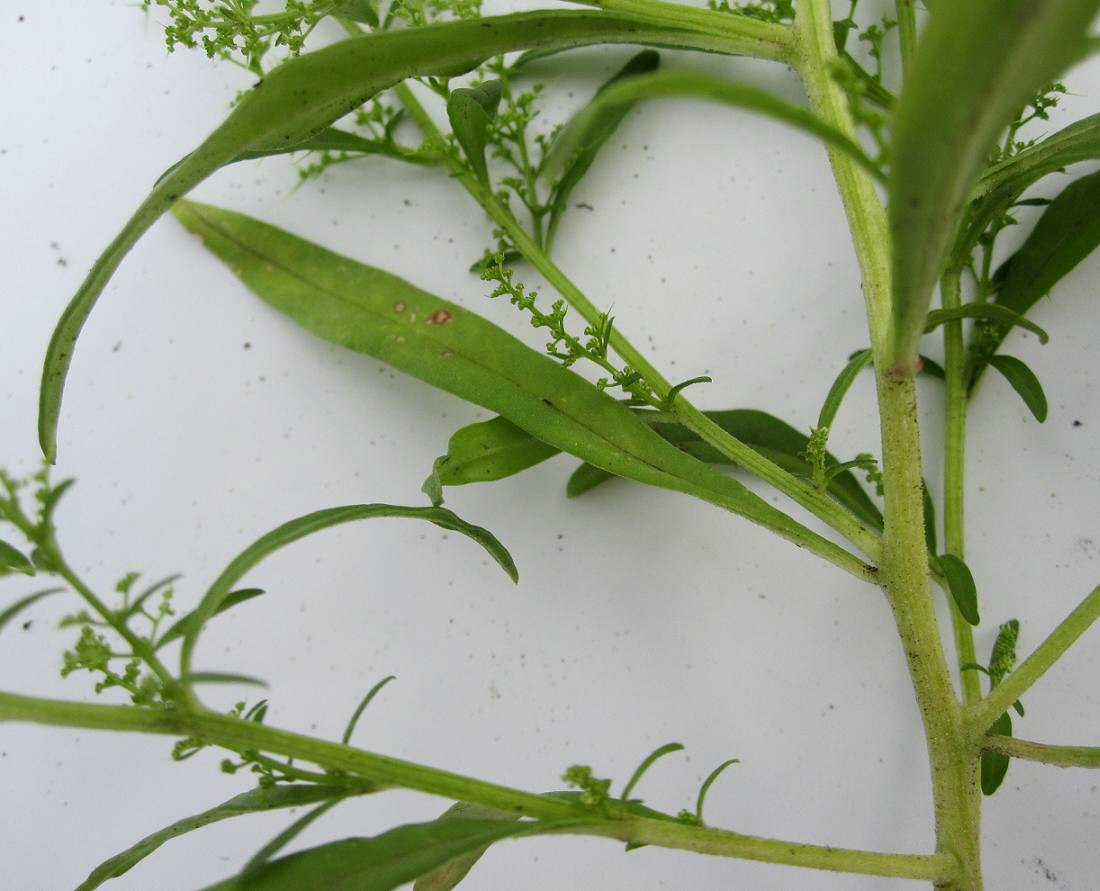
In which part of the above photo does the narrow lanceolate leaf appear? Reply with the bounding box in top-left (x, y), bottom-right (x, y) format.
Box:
top-left (430, 417), bottom-right (561, 490)
top-left (177, 671), bottom-right (269, 688)
top-left (968, 169), bottom-right (1100, 390)
top-left (921, 482), bottom-right (937, 557)
top-left (75, 785), bottom-right (352, 891)
top-left (569, 409), bottom-right (884, 532)
top-left (938, 553), bottom-right (980, 627)
top-left (924, 305), bottom-right (1048, 344)
top-left (413, 802), bottom-right (519, 891)
top-left (242, 798), bottom-right (348, 874)
top-left (543, 70), bottom-right (882, 188)
top-left (964, 112), bottom-right (1100, 253)
top-left (174, 201), bottom-right (859, 574)
top-left (156, 127), bottom-right (422, 186)
top-left (155, 587), bottom-right (265, 650)
top-left (989, 355), bottom-right (1048, 423)
top-left (817, 349), bottom-right (872, 430)
top-left (337, 0), bottom-right (379, 28)
top-left (542, 49), bottom-right (660, 247)
top-left (0, 588), bottom-right (63, 635)
top-left (0, 539), bottom-right (35, 576)
top-left (981, 712), bottom-right (1013, 796)
top-left (202, 818), bottom-right (577, 891)
top-left (37, 9), bottom-right (729, 462)
top-left (888, 0), bottom-right (1100, 372)
top-left (179, 500), bottom-right (518, 676)
top-left (447, 82), bottom-right (502, 183)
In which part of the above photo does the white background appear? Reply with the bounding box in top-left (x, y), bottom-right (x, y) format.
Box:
top-left (2, 2), bottom-right (1099, 889)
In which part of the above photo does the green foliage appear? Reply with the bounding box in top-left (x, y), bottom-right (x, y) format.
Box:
top-left (75, 784), bottom-right (355, 891)
top-left (38, 9), bottom-right (724, 464)
top-left (12, 2), bottom-right (1100, 888)
top-left (887, 0), bottom-right (1100, 371)
top-left (203, 817), bottom-right (574, 890)
top-left (177, 497), bottom-right (519, 675)
top-left (988, 355), bottom-right (1048, 423)
top-left (141, 0), bottom-right (338, 73)
top-left (968, 169), bottom-right (1100, 391)
top-left (937, 555), bottom-right (980, 627)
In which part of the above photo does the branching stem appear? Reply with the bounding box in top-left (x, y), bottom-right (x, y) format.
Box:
top-left (970, 582), bottom-right (1100, 737)
top-left (982, 736), bottom-right (1100, 769)
top-left (0, 690), bottom-right (953, 882)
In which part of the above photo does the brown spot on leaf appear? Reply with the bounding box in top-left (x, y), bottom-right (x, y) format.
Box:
top-left (426, 309), bottom-right (452, 326)
top-left (393, 302), bottom-right (406, 314)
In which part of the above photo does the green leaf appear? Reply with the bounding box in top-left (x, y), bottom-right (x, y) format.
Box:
top-left (989, 355), bottom-right (1048, 423)
top-left (938, 553), bottom-right (980, 627)
top-left (981, 712), bottom-right (1013, 796)
top-left (342, 675), bottom-right (397, 745)
top-left (242, 798), bottom-right (348, 875)
top-left (566, 462), bottom-right (615, 497)
top-left (155, 587), bottom-right (265, 650)
top-left (39, 477), bottom-right (75, 530)
top-left (817, 349), bottom-right (872, 430)
top-left (888, 0), bottom-right (1099, 371)
top-left (337, 0), bottom-right (379, 28)
top-left (412, 802), bottom-right (519, 891)
top-left (542, 49), bottom-right (660, 247)
top-left (202, 817), bottom-right (577, 891)
top-left (75, 785), bottom-right (352, 891)
top-left (695, 758), bottom-right (739, 824)
top-left (447, 81), bottom-right (502, 183)
top-left (919, 354), bottom-right (945, 381)
top-left (178, 672), bottom-right (269, 688)
top-left (569, 409), bottom-right (884, 532)
top-left (969, 169), bottom-right (1100, 389)
top-left (0, 539), bottom-right (35, 576)
top-left (173, 201), bottom-right (852, 572)
top-left (922, 482), bottom-right (937, 558)
top-left (38, 9), bottom-right (728, 462)
top-left (156, 127), bottom-right (418, 186)
top-left (924, 305), bottom-right (1048, 344)
top-left (179, 499), bottom-right (518, 676)
top-left (429, 417), bottom-right (561, 493)
top-left (543, 70), bottom-right (883, 191)
top-left (0, 588), bottom-right (63, 635)
top-left (621, 742), bottom-right (684, 801)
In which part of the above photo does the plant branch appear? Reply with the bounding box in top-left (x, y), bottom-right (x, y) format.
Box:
top-left (0, 690), bottom-right (953, 882)
top-left (971, 582), bottom-right (1100, 736)
top-left (941, 267), bottom-right (981, 706)
top-left (795, 2), bottom-right (981, 886)
top-left (982, 735), bottom-right (1100, 769)
top-left (0, 494), bottom-right (182, 698)
top-left (368, 55), bottom-right (884, 575)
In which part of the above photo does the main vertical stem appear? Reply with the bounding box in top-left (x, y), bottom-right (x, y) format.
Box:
top-left (794, 3), bottom-right (982, 887)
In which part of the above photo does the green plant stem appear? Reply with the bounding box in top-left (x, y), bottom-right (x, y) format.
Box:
top-left (557, 0), bottom-right (795, 62)
top-left (380, 68), bottom-right (883, 573)
top-left (895, 0), bottom-right (918, 76)
top-left (795, 2), bottom-right (981, 887)
top-left (0, 690), bottom-right (953, 882)
top-left (941, 268), bottom-right (981, 706)
top-left (971, 582), bottom-right (1100, 736)
top-left (982, 735), bottom-right (1100, 769)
